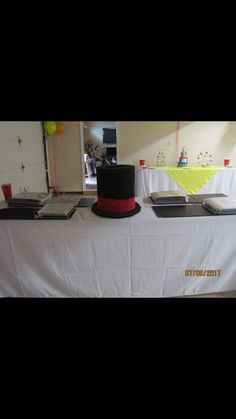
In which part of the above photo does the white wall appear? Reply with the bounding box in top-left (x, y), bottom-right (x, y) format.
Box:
top-left (84, 121), bottom-right (116, 147)
top-left (0, 122), bottom-right (47, 201)
top-left (118, 121), bottom-right (236, 167)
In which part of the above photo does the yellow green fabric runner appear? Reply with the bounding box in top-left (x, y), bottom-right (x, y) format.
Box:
top-left (158, 166), bottom-right (223, 194)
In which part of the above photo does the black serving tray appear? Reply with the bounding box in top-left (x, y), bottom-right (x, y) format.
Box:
top-left (152, 204), bottom-right (213, 218)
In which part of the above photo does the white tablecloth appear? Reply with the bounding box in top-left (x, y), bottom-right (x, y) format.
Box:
top-left (135, 167), bottom-right (236, 197)
top-left (1, 198), bottom-right (236, 298)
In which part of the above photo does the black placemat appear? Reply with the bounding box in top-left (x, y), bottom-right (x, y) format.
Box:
top-left (187, 193), bottom-right (227, 203)
top-left (152, 204), bottom-right (214, 218)
top-left (75, 198), bottom-right (95, 207)
top-left (0, 207), bottom-right (40, 219)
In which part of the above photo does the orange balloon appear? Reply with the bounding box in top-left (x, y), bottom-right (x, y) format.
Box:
top-left (56, 121), bottom-right (65, 135)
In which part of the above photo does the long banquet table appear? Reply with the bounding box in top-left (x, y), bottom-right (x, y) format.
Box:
top-left (1, 197), bottom-right (236, 298)
top-left (135, 166), bottom-right (236, 197)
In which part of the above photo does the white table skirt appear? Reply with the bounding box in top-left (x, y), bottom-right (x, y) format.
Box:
top-left (135, 167), bottom-right (236, 197)
top-left (1, 198), bottom-right (236, 298)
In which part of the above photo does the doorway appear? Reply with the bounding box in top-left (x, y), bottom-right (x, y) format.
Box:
top-left (80, 121), bottom-right (118, 192)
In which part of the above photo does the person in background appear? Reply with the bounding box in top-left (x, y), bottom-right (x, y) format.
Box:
top-left (94, 145), bottom-right (111, 167)
top-left (84, 141), bottom-right (96, 176)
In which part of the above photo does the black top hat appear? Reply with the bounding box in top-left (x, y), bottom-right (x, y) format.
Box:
top-left (91, 165), bottom-right (141, 218)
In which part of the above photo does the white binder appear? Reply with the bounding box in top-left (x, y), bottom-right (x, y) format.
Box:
top-left (203, 197), bottom-right (236, 215)
top-left (37, 203), bottom-right (75, 219)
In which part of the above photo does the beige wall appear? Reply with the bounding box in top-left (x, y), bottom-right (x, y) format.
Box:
top-left (118, 121), bottom-right (236, 167)
top-left (47, 122), bottom-right (82, 192)
top-left (46, 121), bottom-right (236, 193)
top-left (178, 122), bottom-right (236, 166)
top-left (118, 122), bottom-right (178, 166)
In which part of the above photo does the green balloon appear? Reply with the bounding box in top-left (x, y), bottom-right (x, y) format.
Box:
top-left (44, 121), bottom-right (56, 135)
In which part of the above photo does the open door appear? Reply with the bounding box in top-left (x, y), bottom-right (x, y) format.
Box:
top-left (80, 121), bottom-right (118, 193)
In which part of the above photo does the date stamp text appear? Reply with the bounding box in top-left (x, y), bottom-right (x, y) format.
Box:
top-left (185, 270), bottom-right (222, 277)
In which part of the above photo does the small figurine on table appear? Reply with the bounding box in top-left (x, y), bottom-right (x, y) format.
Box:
top-left (177, 147), bottom-right (189, 167)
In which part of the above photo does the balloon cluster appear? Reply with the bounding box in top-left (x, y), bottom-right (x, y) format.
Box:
top-left (44, 121), bottom-right (65, 135)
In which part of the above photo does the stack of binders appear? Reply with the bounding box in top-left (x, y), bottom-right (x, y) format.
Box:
top-left (37, 203), bottom-right (75, 219)
top-left (202, 196), bottom-right (236, 215)
top-left (8, 191), bottom-right (51, 207)
top-left (150, 190), bottom-right (188, 205)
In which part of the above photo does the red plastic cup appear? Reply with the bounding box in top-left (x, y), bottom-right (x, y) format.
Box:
top-left (1, 183), bottom-right (12, 202)
top-left (224, 159), bottom-right (230, 166)
top-left (139, 159), bottom-right (145, 167)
